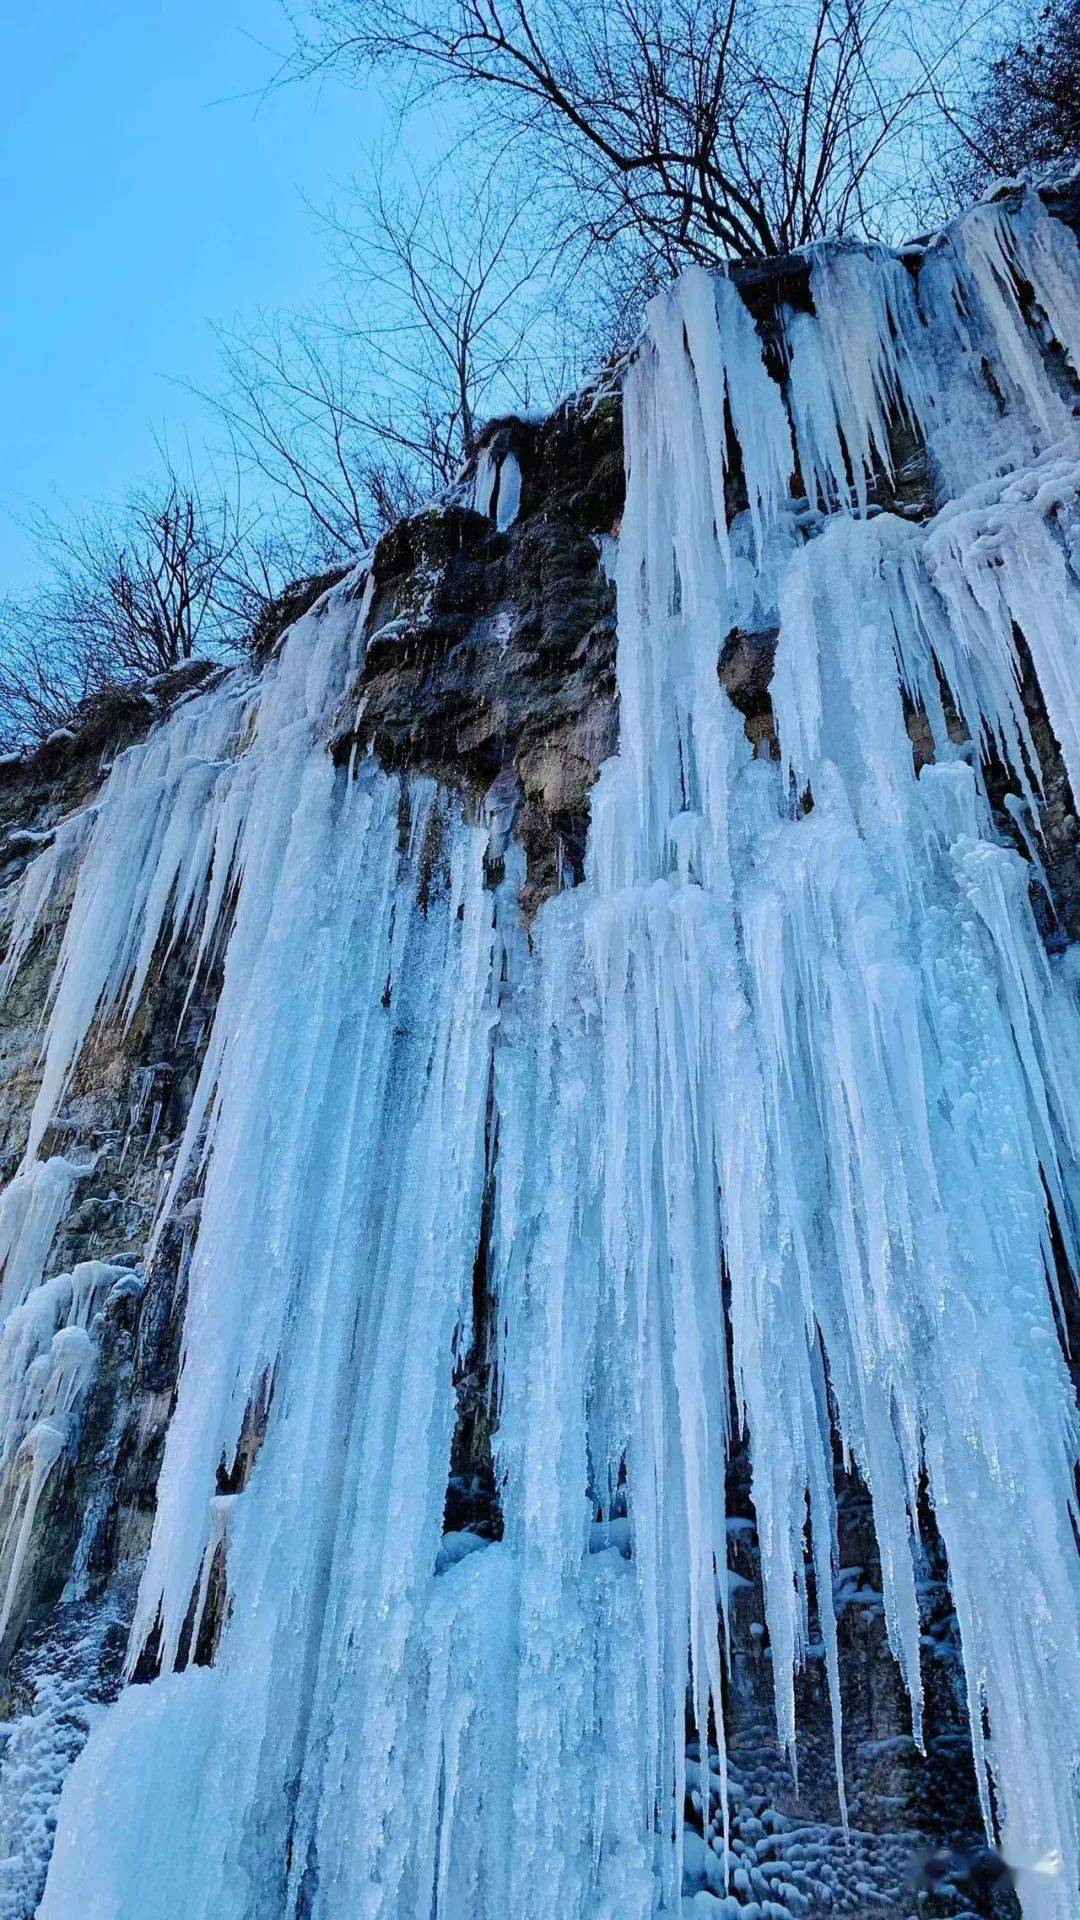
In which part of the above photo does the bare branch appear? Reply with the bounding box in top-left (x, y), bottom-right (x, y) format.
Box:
top-left (206, 151), bottom-right (575, 557)
top-left (296, 0), bottom-right (978, 262)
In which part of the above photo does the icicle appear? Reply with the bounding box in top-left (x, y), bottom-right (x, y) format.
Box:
top-left (764, 484), bottom-right (1080, 1914)
top-left (495, 451), bottom-right (522, 531)
top-left (24, 188), bottom-right (1080, 1920)
top-left (786, 243), bottom-right (930, 514)
top-left (38, 744), bottom-right (499, 1919)
top-left (472, 446), bottom-right (498, 518)
top-left (0, 1158), bottom-right (84, 1328)
top-left (186, 1491), bottom-right (234, 1664)
top-left (949, 192), bottom-right (1078, 437)
top-left (13, 681), bottom-right (251, 1165)
top-left (0, 804), bottom-right (95, 1000)
top-left (0, 1421), bottom-right (67, 1645)
top-left (0, 1251), bottom-right (139, 1668)
top-left (926, 450), bottom-right (1080, 809)
top-left (0, 1260), bottom-right (135, 1480)
top-left (675, 268), bottom-right (793, 560)
top-left (0, 579), bottom-right (371, 1170)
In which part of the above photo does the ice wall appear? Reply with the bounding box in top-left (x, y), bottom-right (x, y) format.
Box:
top-left (0, 185), bottom-right (1079, 1918)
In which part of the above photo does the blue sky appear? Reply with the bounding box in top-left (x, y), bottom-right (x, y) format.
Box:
top-left (1, 1), bottom-right (386, 588)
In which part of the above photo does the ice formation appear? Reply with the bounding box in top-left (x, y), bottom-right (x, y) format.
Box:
top-left (0, 185), bottom-right (1078, 1916)
top-left (471, 444), bottom-right (522, 530)
top-left (0, 1259), bottom-right (137, 1645)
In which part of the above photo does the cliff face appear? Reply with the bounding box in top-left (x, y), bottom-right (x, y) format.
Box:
top-left (334, 178), bottom-right (1080, 938)
top-left (2, 180), bottom-right (1080, 1920)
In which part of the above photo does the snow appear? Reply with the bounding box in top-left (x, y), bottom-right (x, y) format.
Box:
top-left (3, 829), bottom-right (55, 850)
top-left (1, 185), bottom-right (1080, 1917)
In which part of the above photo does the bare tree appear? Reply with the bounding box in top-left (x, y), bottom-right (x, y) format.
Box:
top-left (295, 0), bottom-right (973, 265)
top-left (0, 595), bottom-right (104, 748)
top-left (0, 465), bottom-right (309, 749)
top-left (211, 320), bottom-right (402, 559)
top-left (26, 476), bottom-right (249, 682)
top-left (210, 154), bottom-right (572, 557)
top-left (939, 0), bottom-right (1080, 199)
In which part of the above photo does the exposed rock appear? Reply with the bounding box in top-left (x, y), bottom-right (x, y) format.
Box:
top-left (329, 395), bottom-right (622, 919)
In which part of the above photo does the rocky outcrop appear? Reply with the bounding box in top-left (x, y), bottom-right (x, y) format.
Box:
top-left (332, 177), bottom-right (1080, 937)
top-left (329, 395), bottom-right (623, 918)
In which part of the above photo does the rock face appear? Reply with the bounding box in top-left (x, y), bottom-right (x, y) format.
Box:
top-left (3, 183), bottom-right (1080, 1920)
top-left (331, 398), bottom-right (624, 919)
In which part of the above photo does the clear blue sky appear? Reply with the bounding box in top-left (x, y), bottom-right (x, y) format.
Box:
top-left (1, 1), bottom-right (385, 589)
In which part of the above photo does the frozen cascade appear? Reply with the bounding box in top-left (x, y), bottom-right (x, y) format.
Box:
top-left (0, 183), bottom-right (1075, 1916)
top-left (0, 1159), bottom-right (85, 1328)
top-left (0, 1260), bottom-right (139, 1644)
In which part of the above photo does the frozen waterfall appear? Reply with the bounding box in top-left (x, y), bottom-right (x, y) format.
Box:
top-left (2, 184), bottom-right (1080, 1917)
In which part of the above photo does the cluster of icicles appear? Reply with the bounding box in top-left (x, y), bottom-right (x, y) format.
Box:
top-left (0, 184), bottom-right (1078, 1918)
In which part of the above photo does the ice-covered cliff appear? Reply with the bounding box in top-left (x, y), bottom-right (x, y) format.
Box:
top-left (3, 180), bottom-right (1080, 1920)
